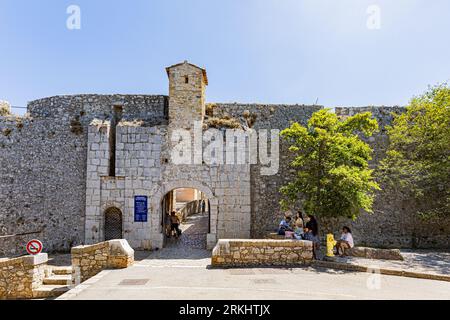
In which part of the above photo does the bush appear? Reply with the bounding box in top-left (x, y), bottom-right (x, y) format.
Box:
top-left (0, 104), bottom-right (11, 116)
top-left (205, 117), bottom-right (242, 129)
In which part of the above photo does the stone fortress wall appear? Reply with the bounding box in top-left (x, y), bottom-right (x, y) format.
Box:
top-left (0, 95), bottom-right (167, 256)
top-left (1, 62), bottom-right (449, 257)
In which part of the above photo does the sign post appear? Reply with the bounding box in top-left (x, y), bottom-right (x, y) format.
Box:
top-left (26, 239), bottom-right (43, 255)
top-left (134, 196), bottom-right (148, 222)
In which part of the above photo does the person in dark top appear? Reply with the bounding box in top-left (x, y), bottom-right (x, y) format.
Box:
top-left (305, 214), bottom-right (318, 237)
top-left (304, 214), bottom-right (320, 259)
top-left (278, 216), bottom-right (293, 235)
top-left (201, 200), bottom-right (206, 213)
top-left (170, 211), bottom-right (182, 238)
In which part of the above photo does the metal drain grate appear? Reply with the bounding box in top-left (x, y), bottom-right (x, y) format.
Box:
top-left (118, 279), bottom-right (149, 286)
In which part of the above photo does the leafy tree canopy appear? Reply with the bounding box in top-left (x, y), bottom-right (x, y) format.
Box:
top-left (378, 84), bottom-right (450, 219)
top-left (280, 109), bottom-right (380, 220)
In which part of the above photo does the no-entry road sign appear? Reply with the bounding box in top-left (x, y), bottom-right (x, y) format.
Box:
top-left (26, 239), bottom-right (43, 255)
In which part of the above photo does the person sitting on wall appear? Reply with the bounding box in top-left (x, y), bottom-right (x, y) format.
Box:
top-left (294, 210), bottom-right (304, 229)
top-left (302, 227), bottom-right (313, 241)
top-left (335, 226), bottom-right (354, 256)
top-left (170, 211), bottom-right (182, 238)
top-left (277, 215), bottom-right (293, 235)
top-left (293, 219), bottom-right (304, 240)
top-left (304, 214), bottom-right (318, 237)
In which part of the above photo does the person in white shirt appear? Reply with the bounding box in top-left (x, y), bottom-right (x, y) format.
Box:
top-left (335, 226), bottom-right (354, 256)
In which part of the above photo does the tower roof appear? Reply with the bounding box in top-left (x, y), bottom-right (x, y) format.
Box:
top-left (166, 60), bottom-right (208, 85)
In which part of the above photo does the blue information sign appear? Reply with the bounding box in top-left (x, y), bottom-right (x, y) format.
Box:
top-left (134, 196), bottom-right (148, 222)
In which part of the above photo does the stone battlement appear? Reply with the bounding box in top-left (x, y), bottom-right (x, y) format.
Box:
top-left (27, 94), bottom-right (168, 122)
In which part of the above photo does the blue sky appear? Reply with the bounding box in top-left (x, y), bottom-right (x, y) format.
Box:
top-left (1, 0), bottom-right (450, 115)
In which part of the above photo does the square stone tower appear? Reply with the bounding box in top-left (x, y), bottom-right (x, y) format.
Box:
top-left (166, 61), bottom-right (208, 130)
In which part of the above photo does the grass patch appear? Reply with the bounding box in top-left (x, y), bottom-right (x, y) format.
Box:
top-left (205, 103), bottom-right (217, 117)
top-left (243, 110), bottom-right (257, 128)
top-left (0, 105), bottom-right (11, 116)
top-left (205, 116), bottom-right (241, 129)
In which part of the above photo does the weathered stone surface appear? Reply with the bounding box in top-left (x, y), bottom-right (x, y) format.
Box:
top-left (71, 239), bottom-right (134, 283)
top-left (0, 253), bottom-right (47, 299)
top-left (211, 239), bottom-right (313, 267)
top-left (344, 247), bottom-right (404, 261)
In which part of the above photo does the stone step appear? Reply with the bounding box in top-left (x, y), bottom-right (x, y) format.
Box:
top-left (32, 285), bottom-right (71, 299)
top-left (43, 275), bottom-right (72, 286)
top-left (50, 266), bottom-right (73, 275)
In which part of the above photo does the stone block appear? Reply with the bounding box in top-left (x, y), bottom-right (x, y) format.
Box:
top-left (211, 239), bottom-right (313, 267)
top-left (22, 253), bottom-right (48, 266)
top-left (344, 247), bottom-right (404, 261)
top-left (71, 240), bottom-right (134, 283)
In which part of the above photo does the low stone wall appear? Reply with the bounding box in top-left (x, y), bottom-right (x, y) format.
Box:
top-left (0, 253), bottom-right (47, 299)
top-left (71, 239), bottom-right (134, 283)
top-left (211, 239), bottom-right (313, 267)
top-left (345, 247), bottom-right (404, 260)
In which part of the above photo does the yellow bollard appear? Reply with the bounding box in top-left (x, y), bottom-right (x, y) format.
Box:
top-left (326, 233), bottom-right (337, 257)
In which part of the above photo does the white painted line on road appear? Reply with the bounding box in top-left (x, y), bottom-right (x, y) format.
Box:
top-left (150, 286), bottom-right (356, 298)
top-left (78, 285), bottom-right (356, 299)
top-left (135, 265), bottom-right (206, 268)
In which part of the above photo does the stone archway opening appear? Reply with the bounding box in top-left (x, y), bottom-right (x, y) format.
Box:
top-left (104, 207), bottom-right (123, 241)
top-left (161, 188), bottom-right (211, 249)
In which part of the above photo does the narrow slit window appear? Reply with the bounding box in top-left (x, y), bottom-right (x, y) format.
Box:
top-left (184, 76), bottom-right (189, 84)
top-left (109, 105), bottom-right (123, 177)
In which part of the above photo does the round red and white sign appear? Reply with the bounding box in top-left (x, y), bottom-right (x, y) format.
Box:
top-left (26, 239), bottom-right (43, 255)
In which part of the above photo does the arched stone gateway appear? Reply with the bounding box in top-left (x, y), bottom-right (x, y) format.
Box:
top-left (104, 207), bottom-right (123, 241)
top-left (150, 180), bottom-right (218, 249)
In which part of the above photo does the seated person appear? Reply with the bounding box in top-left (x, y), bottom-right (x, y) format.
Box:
top-left (302, 226), bottom-right (321, 259)
top-left (278, 216), bottom-right (293, 235)
top-left (294, 210), bottom-right (304, 228)
top-left (293, 221), bottom-right (304, 240)
top-left (302, 227), bottom-right (313, 241)
top-left (335, 226), bottom-right (354, 256)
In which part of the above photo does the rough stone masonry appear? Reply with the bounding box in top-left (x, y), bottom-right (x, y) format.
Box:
top-left (0, 61), bottom-right (449, 257)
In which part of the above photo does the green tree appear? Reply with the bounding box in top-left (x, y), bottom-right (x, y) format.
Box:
top-left (280, 109), bottom-right (380, 219)
top-left (378, 84), bottom-right (450, 219)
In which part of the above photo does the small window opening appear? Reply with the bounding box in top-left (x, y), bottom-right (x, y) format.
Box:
top-left (184, 76), bottom-right (189, 84)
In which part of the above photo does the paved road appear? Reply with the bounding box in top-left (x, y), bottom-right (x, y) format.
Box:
top-left (60, 248), bottom-right (450, 300)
